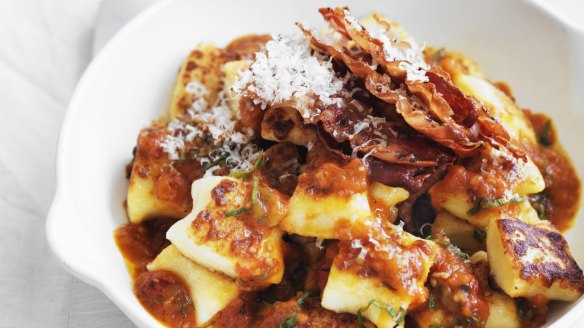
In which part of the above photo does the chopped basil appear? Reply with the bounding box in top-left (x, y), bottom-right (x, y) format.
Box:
top-left (465, 316), bottom-right (485, 328)
top-left (429, 324), bottom-right (445, 328)
top-left (225, 207), bottom-right (251, 217)
top-left (518, 307), bottom-right (526, 321)
top-left (357, 311), bottom-right (365, 328)
top-left (428, 293), bottom-right (436, 310)
top-left (473, 229), bottom-right (487, 243)
top-left (278, 290), bottom-right (318, 328)
top-left (528, 192), bottom-right (549, 220)
top-left (468, 197), bottom-right (524, 216)
top-left (357, 299), bottom-right (405, 327)
top-left (428, 236), bottom-right (469, 260)
top-left (228, 152), bottom-right (264, 179)
top-left (296, 290), bottom-right (316, 307)
top-left (228, 169), bottom-right (250, 179)
top-left (278, 315), bottom-right (297, 328)
top-left (539, 120), bottom-right (552, 147)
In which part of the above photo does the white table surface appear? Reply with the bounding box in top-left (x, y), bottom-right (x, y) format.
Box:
top-left (0, 0), bottom-right (582, 327)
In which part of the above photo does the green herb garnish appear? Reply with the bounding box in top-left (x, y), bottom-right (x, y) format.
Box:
top-left (225, 207), bottom-right (251, 217)
top-left (473, 229), bottom-right (487, 244)
top-left (539, 120), bottom-right (552, 147)
top-left (428, 293), bottom-right (436, 310)
top-left (278, 315), bottom-right (297, 328)
top-left (465, 316), bottom-right (485, 328)
top-left (204, 157), bottom-right (227, 169)
top-left (428, 236), bottom-right (469, 260)
top-left (297, 291), bottom-right (316, 307)
top-left (357, 311), bottom-right (365, 328)
top-left (518, 307), bottom-right (526, 321)
top-left (229, 152), bottom-right (264, 179)
top-left (528, 192), bottom-right (549, 220)
top-left (468, 197), bottom-right (524, 216)
top-left (357, 300), bottom-right (405, 327)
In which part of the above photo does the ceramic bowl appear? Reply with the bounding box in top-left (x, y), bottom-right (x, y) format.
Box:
top-left (46, 0), bottom-right (584, 326)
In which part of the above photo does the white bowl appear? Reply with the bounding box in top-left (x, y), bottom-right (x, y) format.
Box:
top-left (46, 0), bottom-right (584, 327)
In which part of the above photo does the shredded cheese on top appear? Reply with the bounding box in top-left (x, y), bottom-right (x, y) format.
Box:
top-left (159, 84), bottom-right (261, 176)
top-left (234, 32), bottom-right (344, 119)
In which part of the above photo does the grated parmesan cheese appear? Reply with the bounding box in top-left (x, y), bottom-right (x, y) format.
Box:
top-left (159, 83), bottom-right (261, 176)
top-left (159, 135), bottom-right (185, 160)
top-left (233, 31), bottom-right (345, 119)
top-left (185, 81), bottom-right (207, 96)
top-left (315, 238), bottom-right (324, 250)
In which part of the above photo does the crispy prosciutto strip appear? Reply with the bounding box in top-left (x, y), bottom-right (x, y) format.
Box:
top-left (308, 7), bottom-right (525, 160)
top-left (297, 23), bottom-right (480, 157)
top-left (316, 98), bottom-right (453, 167)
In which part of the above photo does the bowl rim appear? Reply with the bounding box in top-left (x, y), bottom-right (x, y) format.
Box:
top-left (45, 0), bottom-right (176, 326)
top-left (45, 0), bottom-right (584, 327)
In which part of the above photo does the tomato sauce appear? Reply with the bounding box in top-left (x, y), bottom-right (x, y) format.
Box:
top-left (114, 217), bottom-right (176, 277)
top-left (524, 111), bottom-right (581, 231)
top-left (134, 270), bottom-right (197, 328)
top-left (412, 242), bottom-right (489, 328)
top-left (298, 158), bottom-right (368, 197)
top-left (115, 218), bottom-right (199, 328)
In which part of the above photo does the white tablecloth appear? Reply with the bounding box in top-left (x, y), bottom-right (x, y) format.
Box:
top-left (0, 0), bottom-right (582, 327)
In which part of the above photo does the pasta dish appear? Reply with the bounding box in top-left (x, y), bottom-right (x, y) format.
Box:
top-left (115, 7), bottom-right (583, 328)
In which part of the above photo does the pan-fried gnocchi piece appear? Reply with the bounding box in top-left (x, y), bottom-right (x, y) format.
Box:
top-left (148, 245), bottom-right (240, 326)
top-left (412, 308), bottom-right (452, 328)
top-left (169, 44), bottom-right (232, 119)
top-left (487, 218), bottom-right (584, 301)
top-left (368, 182), bottom-right (409, 223)
top-left (484, 292), bottom-right (522, 328)
top-left (166, 176), bottom-right (285, 286)
top-left (433, 191), bottom-right (540, 229)
top-left (429, 146), bottom-right (545, 226)
top-left (280, 160), bottom-right (377, 239)
top-left (322, 266), bottom-right (408, 328)
top-left (433, 211), bottom-right (484, 252)
top-left (127, 125), bottom-right (203, 223)
top-left (412, 292), bottom-right (520, 328)
top-left (322, 223), bottom-right (435, 328)
top-left (281, 162), bottom-right (410, 238)
top-left (470, 200), bottom-right (541, 228)
top-left (280, 186), bottom-right (371, 239)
